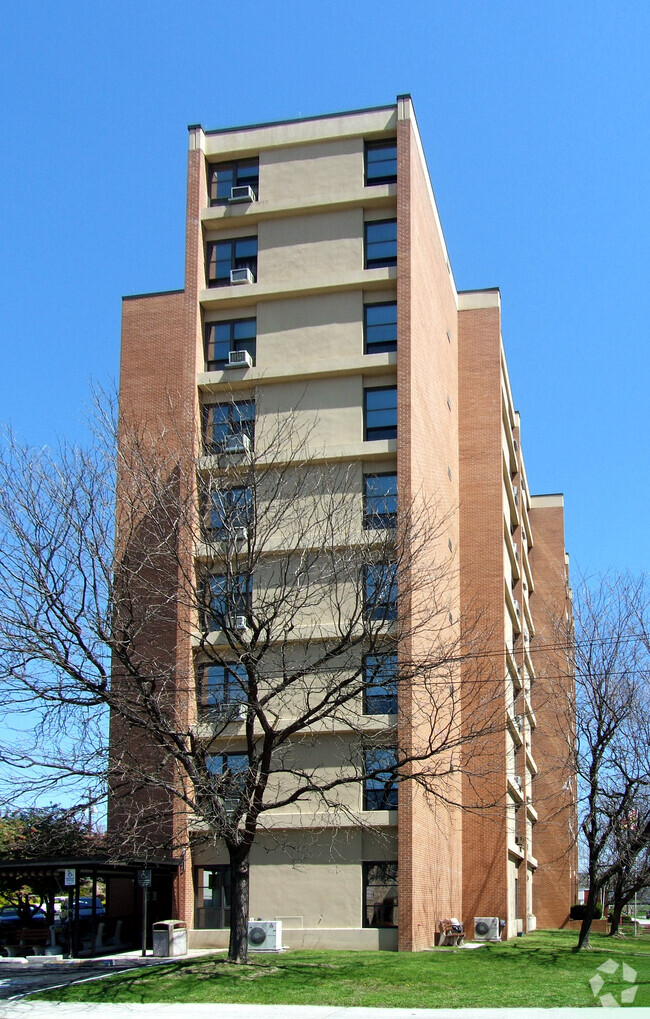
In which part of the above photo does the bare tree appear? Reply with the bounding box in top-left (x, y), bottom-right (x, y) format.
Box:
top-left (605, 810), bottom-right (650, 936)
top-left (562, 573), bottom-right (650, 949)
top-left (0, 395), bottom-right (500, 962)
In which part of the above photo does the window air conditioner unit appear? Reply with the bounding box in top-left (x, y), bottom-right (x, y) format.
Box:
top-left (474, 917), bottom-right (500, 941)
top-left (515, 714), bottom-right (524, 731)
top-left (513, 542), bottom-right (519, 561)
top-left (247, 919), bottom-right (283, 951)
top-left (230, 267), bottom-right (254, 285)
top-left (224, 796), bottom-right (240, 815)
top-left (232, 526), bottom-right (248, 542)
top-left (232, 615), bottom-right (248, 632)
top-left (514, 775), bottom-right (523, 791)
top-left (214, 701), bottom-right (247, 722)
top-left (513, 599), bottom-right (520, 615)
top-left (223, 433), bottom-right (251, 454)
top-left (230, 184), bottom-right (256, 203)
top-left (225, 349), bottom-right (253, 369)
top-left (514, 833), bottom-right (524, 847)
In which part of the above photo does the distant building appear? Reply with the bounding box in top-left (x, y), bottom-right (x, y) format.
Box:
top-left (112, 96), bottom-right (577, 949)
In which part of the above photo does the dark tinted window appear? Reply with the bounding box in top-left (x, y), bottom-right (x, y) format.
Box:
top-left (208, 160), bottom-right (259, 204)
top-left (364, 748), bottom-right (398, 809)
top-left (364, 473), bottom-right (397, 529)
top-left (365, 220), bottom-right (397, 269)
top-left (205, 319), bottom-right (256, 371)
top-left (203, 663), bottom-right (247, 706)
top-left (207, 237), bottom-right (257, 286)
top-left (364, 387), bottom-right (397, 441)
top-left (208, 486), bottom-right (253, 536)
top-left (364, 653), bottom-right (398, 714)
top-left (204, 574), bottom-right (251, 630)
top-left (364, 563), bottom-right (398, 621)
top-left (363, 862), bottom-right (397, 927)
top-left (365, 141), bottom-right (397, 185)
top-left (203, 401), bottom-right (255, 453)
top-left (364, 302), bottom-right (397, 354)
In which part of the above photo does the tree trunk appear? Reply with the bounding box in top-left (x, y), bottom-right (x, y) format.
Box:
top-left (228, 844), bottom-right (251, 963)
top-left (577, 889), bottom-right (600, 950)
top-left (608, 899), bottom-right (623, 936)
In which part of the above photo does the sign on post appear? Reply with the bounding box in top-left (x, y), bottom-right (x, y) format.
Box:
top-left (64, 869), bottom-right (76, 887)
top-left (137, 869), bottom-right (152, 887)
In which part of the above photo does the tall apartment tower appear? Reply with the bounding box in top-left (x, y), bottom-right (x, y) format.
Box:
top-left (115, 96), bottom-right (577, 950)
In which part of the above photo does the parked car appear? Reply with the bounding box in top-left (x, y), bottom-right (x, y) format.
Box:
top-left (59, 897), bottom-right (106, 921)
top-left (0, 905), bottom-right (46, 928)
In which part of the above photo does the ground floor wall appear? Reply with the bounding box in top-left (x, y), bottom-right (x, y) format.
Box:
top-left (183, 826), bottom-right (399, 945)
top-left (172, 816), bottom-right (561, 949)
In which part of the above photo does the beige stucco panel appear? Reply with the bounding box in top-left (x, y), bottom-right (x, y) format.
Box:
top-left (259, 210), bottom-right (363, 284)
top-left (193, 828), bottom-right (398, 930)
top-left (258, 291), bottom-right (363, 367)
top-left (260, 138), bottom-right (364, 204)
top-left (257, 375), bottom-right (365, 449)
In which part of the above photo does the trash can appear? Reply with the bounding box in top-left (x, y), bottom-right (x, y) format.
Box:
top-left (152, 920), bottom-right (187, 957)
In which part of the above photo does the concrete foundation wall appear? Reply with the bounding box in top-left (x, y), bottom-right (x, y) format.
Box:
top-left (189, 927), bottom-right (398, 951)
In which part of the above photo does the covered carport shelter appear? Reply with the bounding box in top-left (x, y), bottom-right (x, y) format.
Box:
top-left (0, 856), bottom-right (179, 956)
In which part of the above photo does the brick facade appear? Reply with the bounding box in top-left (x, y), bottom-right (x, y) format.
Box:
top-left (111, 98), bottom-right (575, 948)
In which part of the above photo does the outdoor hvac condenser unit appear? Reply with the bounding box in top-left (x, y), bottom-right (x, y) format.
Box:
top-left (473, 916), bottom-right (501, 941)
top-left (247, 919), bottom-right (283, 951)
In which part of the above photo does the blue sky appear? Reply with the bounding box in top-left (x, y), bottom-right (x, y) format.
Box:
top-left (0, 0), bottom-right (648, 577)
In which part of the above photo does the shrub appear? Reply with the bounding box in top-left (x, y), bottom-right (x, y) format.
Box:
top-left (570, 903), bottom-right (603, 920)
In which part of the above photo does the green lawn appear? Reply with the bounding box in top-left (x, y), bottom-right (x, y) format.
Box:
top-left (32, 930), bottom-right (650, 1008)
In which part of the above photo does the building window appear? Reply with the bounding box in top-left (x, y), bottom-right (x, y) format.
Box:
top-left (205, 319), bottom-right (256, 371)
top-left (206, 752), bottom-right (249, 812)
top-left (195, 866), bottom-right (231, 929)
top-left (364, 473), bottom-right (397, 529)
top-left (203, 400), bottom-right (255, 453)
top-left (363, 653), bottom-right (398, 714)
top-left (363, 862), bottom-right (398, 927)
top-left (207, 485), bottom-right (253, 538)
top-left (208, 159), bottom-right (259, 205)
top-left (364, 387), bottom-right (397, 441)
top-left (364, 302), bottom-right (397, 354)
top-left (206, 751), bottom-right (248, 783)
top-left (203, 574), bottom-right (251, 631)
top-left (365, 141), bottom-right (397, 186)
top-left (364, 748), bottom-right (398, 810)
top-left (206, 237), bottom-right (257, 287)
top-left (364, 563), bottom-right (398, 622)
top-left (201, 662), bottom-right (248, 708)
top-left (365, 219), bottom-right (397, 270)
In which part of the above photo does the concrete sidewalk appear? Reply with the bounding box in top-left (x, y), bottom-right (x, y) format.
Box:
top-left (0, 1006), bottom-right (634, 1019)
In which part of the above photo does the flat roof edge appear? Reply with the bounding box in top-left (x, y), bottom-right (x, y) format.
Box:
top-left (530, 493), bottom-right (565, 508)
top-left (458, 288), bottom-right (501, 310)
top-left (200, 102), bottom-right (396, 138)
top-left (123, 288), bottom-right (184, 302)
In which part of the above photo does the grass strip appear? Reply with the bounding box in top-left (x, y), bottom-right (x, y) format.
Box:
top-left (31, 929), bottom-right (650, 1008)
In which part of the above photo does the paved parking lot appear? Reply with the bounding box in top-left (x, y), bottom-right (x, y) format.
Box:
top-left (0, 952), bottom-right (171, 1001)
